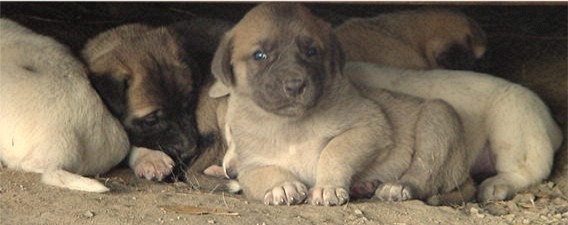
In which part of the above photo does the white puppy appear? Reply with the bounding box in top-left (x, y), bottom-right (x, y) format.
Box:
top-left (0, 19), bottom-right (130, 192)
top-left (345, 62), bottom-right (563, 202)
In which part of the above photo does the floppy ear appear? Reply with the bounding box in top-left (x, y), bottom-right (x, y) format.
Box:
top-left (466, 17), bottom-right (487, 59)
top-left (211, 33), bottom-right (235, 86)
top-left (329, 33), bottom-right (346, 76)
top-left (208, 80), bottom-right (231, 98)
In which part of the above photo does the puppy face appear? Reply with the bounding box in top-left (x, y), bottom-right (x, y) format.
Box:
top-left (212, 3), bottom-right (345, 117)
top-left (85, 27), bottom-right (202, 162)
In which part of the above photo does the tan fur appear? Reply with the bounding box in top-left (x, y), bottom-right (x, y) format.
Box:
top-left (82, 24), bottom-right (187, 181)
top-left (84, 24), bottom-right (195, 121)
top-left (335, 8), bottom-right (486, 70)
top-left (83, 19), bottom-right (235, 188)
top-left (211, 3), bottom-right (473, 206)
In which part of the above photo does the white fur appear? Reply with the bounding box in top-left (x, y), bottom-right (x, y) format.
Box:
top-left (0, 19), bottom-right (130, 192)
top-left (345, 62), bottom-right (563, 201)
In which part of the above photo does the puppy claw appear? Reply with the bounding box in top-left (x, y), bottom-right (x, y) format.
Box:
top-left (374, 183), bottom-right (414, 202)
top-left (308, 186), bottom-right (349, 206)
top-left (263, 181), bottom-right (307, 206)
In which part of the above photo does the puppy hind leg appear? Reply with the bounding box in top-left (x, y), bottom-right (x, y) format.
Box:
top-left (479, 86), bottom-right (563, 202)
top-left (379, 100), bottom-right (468, 201)
top-left (41, 169), bottom-right (109, 193)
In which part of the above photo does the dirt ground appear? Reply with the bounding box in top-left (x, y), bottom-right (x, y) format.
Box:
top-left (0, 166), bottom-right (566, 225)
top-left (0, 2), bottom-right (567, 225)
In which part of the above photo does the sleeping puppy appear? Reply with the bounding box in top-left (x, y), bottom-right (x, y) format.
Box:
top-left (0, 19), bottom-right (130, 192)
top-left (82, 23), bottom-right (201, 180)
top-left (211, 3), bottom-right (473, 206)
top-left (345, 62), bottom-right (563, 202)
top-left (82, 18), bottom-right (235, 182)
top-left (335, 8), bottom-right (486, 70)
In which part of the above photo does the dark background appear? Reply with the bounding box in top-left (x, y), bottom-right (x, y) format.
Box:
top-left (0, 2), bottom-right (565, 77)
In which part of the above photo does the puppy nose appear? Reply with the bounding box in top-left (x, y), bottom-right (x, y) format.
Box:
top-left (283, 79), bottom-right (306, 97)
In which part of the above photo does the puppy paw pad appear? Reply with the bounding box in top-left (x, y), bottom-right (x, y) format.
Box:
top-left (374, 183), bottom-right (414, 202)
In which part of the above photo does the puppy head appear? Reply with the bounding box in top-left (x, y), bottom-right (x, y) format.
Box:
top-left (212, 3), bottom-right (345, 117)
top-left (85, 26), bottom-right (202, 162)
top-left (418, 9), bottom-right (487, 70)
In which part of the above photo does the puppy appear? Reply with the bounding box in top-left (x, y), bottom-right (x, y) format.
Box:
top-left (345, 62), bottom-right (563, 202)
top-left (211, 3), bottom-right (473, 206)
top-left (82, 22), bottom-right (202, 180)
top-left (82, 18), bottom-right (237, 182)
top-left (0, 19), bottom-right (130, 192)
top-left (335, 8), bottom-right (486, 70)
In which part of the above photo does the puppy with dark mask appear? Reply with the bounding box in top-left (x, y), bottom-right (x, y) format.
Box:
top-left (210, 3), bottom-right (474, 206)
top-left (335, 8), bottom-right (486, 70)
top-left (82, 22), bottom-right (202, 181)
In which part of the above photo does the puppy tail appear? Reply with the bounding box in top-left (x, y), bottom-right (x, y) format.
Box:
top-left (41, 169), bottom-right (109, 193)
top-left (426, 177), bottom-right (476, 206)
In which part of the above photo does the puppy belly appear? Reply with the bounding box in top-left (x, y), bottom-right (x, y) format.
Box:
top-left (471, 142), bottom-right (497, 181)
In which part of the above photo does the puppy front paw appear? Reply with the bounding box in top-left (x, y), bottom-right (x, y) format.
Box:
top-left (374, 182), bottom-right (414, 202)
top-left (129, 147), bottom-right (174, 181)
top-left (308, 186), bottom-right (349, 206)
top-left (263, 181), bottom-right (308, 206)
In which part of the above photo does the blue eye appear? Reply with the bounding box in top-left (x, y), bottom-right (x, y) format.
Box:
top-left (253, 50), bottom-right (268, 61)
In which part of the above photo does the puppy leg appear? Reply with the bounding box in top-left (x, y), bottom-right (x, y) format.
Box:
top-left (238, 165), bottom-right (307, 206)
top-left (311, 125), bottom-right (390, 206)
top-left (128, 147), bottom-right (174, 181)
top-left (376, 100), bottom-right (468, 202)
top-left (479, 86), bottom-right (563, 202)
top-left (42, 169), bottom-right (109, 193)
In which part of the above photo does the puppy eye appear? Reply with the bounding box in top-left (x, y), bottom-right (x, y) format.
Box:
top-left (141, 111), bottom-right (160, 127)
top-left (253, 50), bottom-right (268, 61)
top-left (306, 47), bottom-right (319, 57)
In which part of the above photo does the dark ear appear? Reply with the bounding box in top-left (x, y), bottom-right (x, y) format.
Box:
top-left (89, 74), bottom-right (128, 120)
top-left (211, 33), bottom-right (235, 86)
top-left (329, 33), bottom-right (346, 76)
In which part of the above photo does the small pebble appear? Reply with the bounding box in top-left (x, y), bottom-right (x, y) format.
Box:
top-left (207, 220), bottom-right (215, 224)
top-left (546, 181), bottom-right (555, 189)
top-left (83, 211), bottom-right (95, 218)
top-left (485, 203), bottom-right (509, 216)
top-left (513, 193), bottom-right (535, 204)
top-left (522, 219), bottom-right (531, 224)
top-left (506, 201), bottom-right (520, 212)
top-left (354, 209), bottom-right (363, 215)
top-left (502, 214), bottom-right (515, 222)
top-left (470, 207), bottom-right (480, 214)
